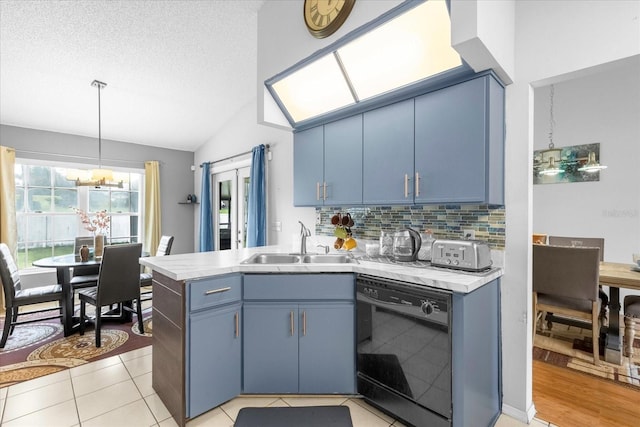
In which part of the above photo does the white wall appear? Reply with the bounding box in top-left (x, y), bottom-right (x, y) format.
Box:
top-left (193, 100), bottom-right (316, 250)
top-left (533, 62), bottom-right (640, 263)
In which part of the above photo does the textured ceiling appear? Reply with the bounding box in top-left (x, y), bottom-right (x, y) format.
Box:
top-left (0, 0), bottom-right (266, 151)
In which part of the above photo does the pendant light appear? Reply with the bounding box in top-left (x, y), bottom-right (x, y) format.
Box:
top-left (67, 80), bottom-right (123, 188)
top-left (538, 85), bottom-right (565, 177)
top-left (578, 151), bottom-right (608, 172)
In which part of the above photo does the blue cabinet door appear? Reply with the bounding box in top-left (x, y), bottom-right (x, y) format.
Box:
top-left (298, 303), bottom-right (356, 394)
top-left (188, 303), bottom-right (241, 418)
top-left (243, 303), bottom-right (299, 393)
top-left (324, 115), bottom-right (363, 205)
top-left (363, 99), bottom-right (415, 204)
top-left (294, 126), bottom-right (324, 206)
top-left (415, 77), bottom-right (489, 203)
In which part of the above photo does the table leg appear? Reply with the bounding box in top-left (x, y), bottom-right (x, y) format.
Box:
top-left (605, 286), bottom-right (622, 364)
top-left (56, 267), bottom-right (77, 337)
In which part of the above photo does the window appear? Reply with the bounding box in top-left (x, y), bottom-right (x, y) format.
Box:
top-left (15, 162), bottom-right (142, 269)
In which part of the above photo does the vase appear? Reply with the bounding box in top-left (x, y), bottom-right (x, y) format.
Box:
top-left (94, 235), bottom-right (105, 258)
top-left (79, 245), bottom-right (90, 262)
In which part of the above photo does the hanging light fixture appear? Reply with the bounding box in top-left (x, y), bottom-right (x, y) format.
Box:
top-left (538, 84), bottom-right (565, 177)
top-left (67, 80), bottom-right (123, 188)
top-left (578, 151), bottom-right (608, 173)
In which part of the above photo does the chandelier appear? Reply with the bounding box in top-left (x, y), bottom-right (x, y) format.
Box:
top-left (67, 80), bottom-right (123, 188)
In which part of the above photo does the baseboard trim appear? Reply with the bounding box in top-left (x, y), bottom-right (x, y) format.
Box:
top-left (502, 402), bottom-right (536, 424)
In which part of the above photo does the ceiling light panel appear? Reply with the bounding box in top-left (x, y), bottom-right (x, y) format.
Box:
top-left (271, 54), bottom-right (356, 123)
top-left (337, 0), bottom-right (462, 101)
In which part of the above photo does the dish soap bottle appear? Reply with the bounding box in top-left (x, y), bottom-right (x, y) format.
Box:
top-left (418, 229), bottom-right (435, 261)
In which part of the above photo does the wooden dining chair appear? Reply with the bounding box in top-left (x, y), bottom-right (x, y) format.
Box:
top-left (533, 244), bottom-right (602, 365)
top-left (78, 243), bottom-right (144, 347)
top-left (140, 235), bottom-right (174, 301)
top-left (624, 296), bottom-right (640, 357)
top-left (0, 243), bottom-right (66, 348)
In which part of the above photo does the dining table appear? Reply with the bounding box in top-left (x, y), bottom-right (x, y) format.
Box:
top-left (33, 253), bottom-right (146, 336)
top-left (599, 262), bottom-right (640, 364)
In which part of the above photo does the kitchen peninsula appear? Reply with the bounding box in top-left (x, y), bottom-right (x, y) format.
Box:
top-left (140, 246), bottom-right (503, 427)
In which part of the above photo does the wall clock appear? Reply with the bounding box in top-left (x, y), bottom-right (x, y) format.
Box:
top-left (304, 0), bottom-right (356, 39)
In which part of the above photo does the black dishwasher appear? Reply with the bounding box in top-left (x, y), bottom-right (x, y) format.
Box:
top-left (356, 274), bottom-right (452, 427)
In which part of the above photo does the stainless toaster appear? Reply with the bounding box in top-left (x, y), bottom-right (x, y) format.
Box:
top-left (430, 239), bottom-right (492, 271)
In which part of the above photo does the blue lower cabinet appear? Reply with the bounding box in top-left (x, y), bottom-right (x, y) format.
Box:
top-left (243, 302), bottom-right (355, 394)
top-left (243, 304), bottom-right (300, 393)
top-left (298, 303), bottom-right (355, 394)
top-left (188, 302), bottom-right (242, 418)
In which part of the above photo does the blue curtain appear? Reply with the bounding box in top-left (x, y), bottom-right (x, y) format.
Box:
top-left (247, 144), bottom-right (266, 247)
top-left (199, 162), bottom-right (214, 251)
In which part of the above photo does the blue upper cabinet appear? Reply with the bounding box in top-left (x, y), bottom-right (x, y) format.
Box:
top-left (363, 99), bottom-right (415, 204)
top-left (293, 72), bottom-right (505, 207)
top-left (294, 115), bottom-right (363, 206)
top-left (293, 126), bottom-right (324, 206)
top-left (415, 75), bottom-right (504, 205)
top-left (324, 115), bottom-right (363, 205)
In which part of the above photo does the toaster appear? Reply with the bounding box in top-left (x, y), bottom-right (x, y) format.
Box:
top-left (430, 239), bottom-right (492, 271)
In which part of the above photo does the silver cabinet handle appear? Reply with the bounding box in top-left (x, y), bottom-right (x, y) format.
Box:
top-left (415, 172), bottom-right (420, 197)
top-left (290, 311), bottom-right (295, 336)
top-left (302, 311), bottom-right (307, 336)
top-left (204, 286), bottom-right (231, 295)
top-left (404, 174), bottom-right (409, 198)
top-left (234, 311), bottom-right (239, 338)
top-left (316, 182), bottom-right (320, 200)
top-left (323, 182), bottom-right (327, 201)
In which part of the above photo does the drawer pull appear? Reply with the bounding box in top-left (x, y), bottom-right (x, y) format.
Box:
top-left (290, 311), bottom-right (295, 336)
top-left (415, 172), bottom-right (420, 197)
top-left (316, 182), bottom-right (320, 200)
top-left (204, 286), bottom-right (231, 295)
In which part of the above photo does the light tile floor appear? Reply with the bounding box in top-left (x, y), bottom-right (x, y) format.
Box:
top-left (0, 345), bottom-right (551, 426)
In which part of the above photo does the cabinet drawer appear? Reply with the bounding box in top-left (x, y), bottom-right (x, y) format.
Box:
top-left (244, 274), bottom-right (354, 301)
top-left (189, 274), bottom-right (241, 312)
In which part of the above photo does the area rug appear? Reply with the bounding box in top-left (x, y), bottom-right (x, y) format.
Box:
top-left (534, 320), bottom-right (640, 389)
top-left (0, 304), bottom-right (152, 387)
top-left (234, 406), bottom-right (353, 427)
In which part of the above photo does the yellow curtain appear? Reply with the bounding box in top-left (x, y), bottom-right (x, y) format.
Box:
top-left (144, 161), bottom-right (161, 256)
top-left (0, 145), bottom-right (17, 314)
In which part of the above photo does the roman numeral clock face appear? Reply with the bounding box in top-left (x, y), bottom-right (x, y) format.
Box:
top-left (304, 0), bottom-right (355, 39)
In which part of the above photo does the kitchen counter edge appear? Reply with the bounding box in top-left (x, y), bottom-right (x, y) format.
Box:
top-left (139, 246), bottom-right (502, 294)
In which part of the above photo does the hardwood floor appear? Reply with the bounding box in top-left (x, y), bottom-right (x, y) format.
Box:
top-left (533, 359), bottom-right (640, 427)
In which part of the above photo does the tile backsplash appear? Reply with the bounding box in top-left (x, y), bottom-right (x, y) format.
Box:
top-left (316, 205), bottom-right (505, 249)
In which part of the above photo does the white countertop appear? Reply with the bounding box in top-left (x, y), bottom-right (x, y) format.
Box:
top-left (140, 245), bottom-right (502, 294)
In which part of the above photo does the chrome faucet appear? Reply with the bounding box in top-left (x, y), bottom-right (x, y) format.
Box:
top-left (298, 221), bottom-right (311, 254)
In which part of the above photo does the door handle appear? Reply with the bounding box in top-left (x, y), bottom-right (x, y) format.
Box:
top-left (323, 182), bottom-right (327, 201)
top-left (415, 172), bottom-right (420, 197)
top-left (234, 311), bottom-right (239, 338)
top-left (404, 174), bottom-right (409, 198)
top-left (290, 311), bottom-right (295, 336)
top-left (302, 311), bottom-right (307, 336)
top-left (316, 182), bottom-right (320, 201)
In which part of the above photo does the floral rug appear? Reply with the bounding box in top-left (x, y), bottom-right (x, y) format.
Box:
top-left (534, 319), bottom-right (640, 389)
top-left (0, 303), bottom-right (152, 387)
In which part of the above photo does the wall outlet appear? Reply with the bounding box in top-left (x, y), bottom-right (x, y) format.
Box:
top-left (272, 221), bottom-right (282, 232)
top-left (316, 212), bottom-right (322, 225)
top-left (463, 229), bottom-right (475, 240)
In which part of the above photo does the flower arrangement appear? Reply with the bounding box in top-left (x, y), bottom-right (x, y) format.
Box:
top-left (73, 208), bottom-right (110, 235)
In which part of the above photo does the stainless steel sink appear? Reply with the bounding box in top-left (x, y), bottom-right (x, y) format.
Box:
top-left (302, 254), bottom-right (357, 264)
top-left (241, 253), bottom-right (301, 264)
top-left (241, 253), bottom-right (358, 264)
